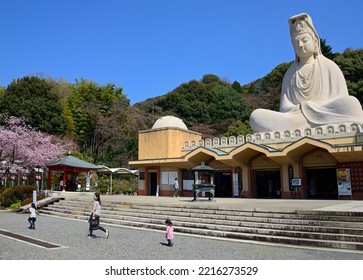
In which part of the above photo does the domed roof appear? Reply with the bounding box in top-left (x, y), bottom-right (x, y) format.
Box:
top-left (152, 116), bottom-right (188, 130)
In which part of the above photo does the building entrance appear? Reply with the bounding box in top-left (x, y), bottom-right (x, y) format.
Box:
top-left (149, 172), bottom-right (157, 196)
top-left (255, 170), bottom-right (281, 198)
top-left (214, 171), bottom-right (232, 197)
top-left (306, 168), bottom-right (338, 199)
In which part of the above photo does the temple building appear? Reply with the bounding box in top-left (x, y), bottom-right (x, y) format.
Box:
top-left (129, 13), bottom-right (363, 200)
top-left (129, 116), bottom-right (363, 200)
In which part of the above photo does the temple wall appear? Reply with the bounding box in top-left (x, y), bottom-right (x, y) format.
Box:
top-left (182, 123), bottom-right (363, 152)
top-left (139, 127), bottom-right (201, 160)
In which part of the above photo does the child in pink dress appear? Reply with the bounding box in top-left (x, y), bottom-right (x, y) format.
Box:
top-left (165, 219), bottom-right (174, 247)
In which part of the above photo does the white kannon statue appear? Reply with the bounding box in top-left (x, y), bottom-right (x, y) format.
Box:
top-left (250, 13), bottom-right (363, 133)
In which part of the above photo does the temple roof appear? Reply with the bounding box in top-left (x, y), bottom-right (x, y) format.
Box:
top-left (46, 155), bottom-right (101, 170)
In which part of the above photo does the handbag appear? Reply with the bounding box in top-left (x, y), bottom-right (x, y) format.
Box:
top-left (88, 214), bottom-right (99, 227)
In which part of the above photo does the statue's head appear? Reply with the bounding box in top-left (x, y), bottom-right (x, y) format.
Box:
top-left (289, 13), bottom-right (321, 61)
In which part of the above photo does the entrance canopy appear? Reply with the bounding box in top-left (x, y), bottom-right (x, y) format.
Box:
top-left (97, 166), bottom-right (138, 194)
top-left (97, 166), bottom-right (139, 176)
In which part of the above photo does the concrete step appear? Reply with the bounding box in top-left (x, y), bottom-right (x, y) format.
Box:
top-left (42, 201), bottom-right (363, 230)
top-left (110, 206), bottom-right (363, 227)
top-left (58, 198), bottom-right (363, 224)
top-left (41, 200), bottom-right (363, 235)
top-left (40, 207), bottom-right (363, 243)
top-left (38, 198), bottom-right (363, 252)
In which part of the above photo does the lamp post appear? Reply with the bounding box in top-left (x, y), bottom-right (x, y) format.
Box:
top-left (20, 167), bottom-right (28, 185)
top-left (0, 173), bottom-right (4, 188)
top-left (10, 173), bottom-right (16, 187)
top-left (34, 167), bottom-right (43, 192)
top-left (21, 174), bottom-right (27, 185)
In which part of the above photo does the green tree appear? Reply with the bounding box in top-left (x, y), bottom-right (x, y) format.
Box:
top-left (47, 78), bottom-right (75, 137)
top-left (225, 120), bottom-right (252, 137)
top-left (0, 76), bottom-right (67, 134)
top-left (242, 63), bottom-right (291, 111)
top-left (334, 49), bottom-right (363, 103)
top-left (231, 81), bottom-right (245, 93)
top-left (67, 79), bottom-right (135, 165)
top-left (155, 74), bottom-right (251, 126)
top-left (0, 86), bottom-right (5, 99)
top-left (320, 38), bottom-right (335, 60)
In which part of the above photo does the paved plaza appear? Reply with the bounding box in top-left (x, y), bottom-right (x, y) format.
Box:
top-left (1, 196), bottom-right (363, 260)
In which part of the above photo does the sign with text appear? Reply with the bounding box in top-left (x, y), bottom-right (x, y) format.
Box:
top-left (336, 168), bottom-right (352, 196)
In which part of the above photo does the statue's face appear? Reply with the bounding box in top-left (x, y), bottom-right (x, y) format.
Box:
top-left (292, 32), bottom-right (315, 59)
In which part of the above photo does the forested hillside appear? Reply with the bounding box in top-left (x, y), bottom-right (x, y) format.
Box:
top-left (0, 46), bottom-right (362, 168)
top-left (135, 47), bottom-right (363, 138)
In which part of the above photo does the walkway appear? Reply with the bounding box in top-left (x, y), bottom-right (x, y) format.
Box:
top-left (1, 208), bottom-right (363, 260)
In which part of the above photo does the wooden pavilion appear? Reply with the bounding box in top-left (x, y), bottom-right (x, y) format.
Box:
top-left (46, 154), bottom-right (102, 191)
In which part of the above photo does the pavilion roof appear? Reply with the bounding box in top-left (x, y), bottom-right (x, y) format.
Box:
top-left (46, 155), bottom-right (102, 170)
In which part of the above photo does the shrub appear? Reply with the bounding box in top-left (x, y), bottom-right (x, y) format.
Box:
top-left (0, 185), bottom-right (36, 208)
top-left (99, 184), bottom-right (108, 195)
top-left (9, 201), bottom-right (21, 209)
top-left (111, 181), bottom-right (121, 194)
top-left (98, 175), bottom-right (110, 194)
top-left (121, 179), bottom-right (138, 195)
top-left (21, 194), bottom-right (45, 206)
top-left (121, 180), bottom-right (130, 194)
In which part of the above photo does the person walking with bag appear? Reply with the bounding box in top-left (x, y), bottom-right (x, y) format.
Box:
top-left (87, 192), bottom-right (109, 239)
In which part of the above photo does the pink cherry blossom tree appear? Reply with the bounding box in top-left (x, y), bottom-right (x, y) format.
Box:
top-left (0, 115), bottom-right (68, 177)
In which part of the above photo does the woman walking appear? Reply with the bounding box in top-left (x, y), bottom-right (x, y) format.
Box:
top-left (87, 192), bottom-right (109, 239)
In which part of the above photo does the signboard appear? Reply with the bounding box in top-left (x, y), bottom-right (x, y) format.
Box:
top-left (336, 168), bottom-right (352, 196)
top-left (161, 172), bottom-right (169, 184)
top-left (168, 172), bottom-right (178, 184)
top-left (183, 180), bottom-right (193, 191)
top-left (161, 171), bottom-right (178, 185)
top-left (291, 178), bottom-right (301, 186)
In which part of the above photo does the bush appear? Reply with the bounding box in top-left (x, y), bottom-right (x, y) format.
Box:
top-left (99, 184), bottom-right (108, 195)
top-left (98, 175), bottom-right (110, 194)
top-left (0, 185), bottom-right (36, 208)
top-left (121, 180), bottom-right (130, 194)
top-left (121, 179), bottom-right (138, 195)
top-left (9, 201), bottom-right (21, 209)
top-left (111, 182), bottom-right (121, 195)
top-left (21, 194), bottom-right (45, 206)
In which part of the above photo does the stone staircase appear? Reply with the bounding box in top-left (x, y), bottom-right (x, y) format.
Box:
top-left (39, 197), bottom-right (363, 252)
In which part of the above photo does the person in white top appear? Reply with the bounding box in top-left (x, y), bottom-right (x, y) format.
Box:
top-left (28, 203), bottom-right (37, 230)
top-left (173, 178), bottom-right (179, 197)
top-left (87, 192), bottom-right (109, 239)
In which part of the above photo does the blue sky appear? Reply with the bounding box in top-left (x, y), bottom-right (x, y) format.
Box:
top-left (1, 0), bottom-right (362, 104)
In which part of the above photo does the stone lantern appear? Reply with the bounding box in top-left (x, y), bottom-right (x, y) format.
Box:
top-left (192, 162), bottom-right (215, 201)
top-left (34, 167), bottom-right (43, 192)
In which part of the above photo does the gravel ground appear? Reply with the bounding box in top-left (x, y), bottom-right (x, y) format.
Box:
top-left (1, 211), bottom-right (363, 260)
